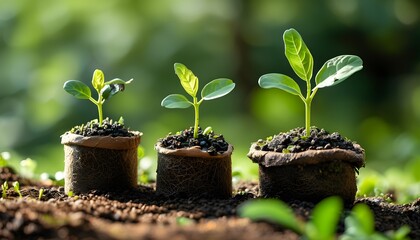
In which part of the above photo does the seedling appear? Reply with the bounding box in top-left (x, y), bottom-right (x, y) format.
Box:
top-left (13, 181), bottom-right (22, 198)
top-left (161, 63), bottom-right (235, 138)
top-left (258, 28), bottom-right (363, 137)
top-left (63, 69), bottom-right (133, 126)
top-left (38, 188), bottom-right (44, 201)
top-left (1, 181), bottom-right (8, 199)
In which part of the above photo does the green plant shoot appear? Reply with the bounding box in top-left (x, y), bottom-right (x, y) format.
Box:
top-left (1, 181), bottom-right (8, 199)
top-left (13, 181), bottom-right (22, 198)
top-left (63, 69), bottom-right (133, 126)
top-left (258, 28), bottom-right (363, 137)
top-left (161, 63), bottom-right (235, 138)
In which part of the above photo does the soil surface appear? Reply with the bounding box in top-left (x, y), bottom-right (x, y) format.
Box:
top-left (258, 127), bottom-right (364, 154)
top-left (158, 127), bottom-right (229, 155)
top-left (0, 168), bottom-right (419, 240)
top-left (65, 117), bottom-right (134, 137)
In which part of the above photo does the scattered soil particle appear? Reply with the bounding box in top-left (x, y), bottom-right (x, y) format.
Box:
top-left (1, 168), bottom-right (419, 239)
top-left (158, 127), bottom-right (229, 155)
top-left (66, 117), bottom-right (134, 137)
top-left (259, 127), bottom-right (363, 154)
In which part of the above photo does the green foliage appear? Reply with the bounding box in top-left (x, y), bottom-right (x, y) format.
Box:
top-left (63, 69), bottom-right (133, 126)
top-left (258, 28), bottom-right (363, 137)
top-left (161, 63), bottom-right (235, 138)
top-left (13, 181), bottom-right (22, 198)
top-left (1, 181), bottom-right (8, 199)
top-left (239, 196), bottom-right (342, 239)
top-left (340, 204), bottom-right (411, 240)
top-left (0, 152), bottom-right (11, 167)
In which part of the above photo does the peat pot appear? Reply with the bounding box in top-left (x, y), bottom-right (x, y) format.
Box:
top-left (155, 143), bottom-right (233, 199)
top-left (61, 132), bottom-right (142, 194)
top-left (247, 143), bottom-right (365, 204)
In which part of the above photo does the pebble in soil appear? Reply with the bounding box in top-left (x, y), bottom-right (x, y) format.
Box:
top-left (65, 117), bottom-right (134, 137)
top-left (258, 127), bottom-right (363, 154)
top-left (158, 127), bottom-right (229, 156)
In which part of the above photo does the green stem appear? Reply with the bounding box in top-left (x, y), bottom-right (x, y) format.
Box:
top-left (304, 100), bottom-right (311, 137)
top-left (193, 97), bottom-right (200, 139)
top-left (97, 102), bottom-right (103, 126)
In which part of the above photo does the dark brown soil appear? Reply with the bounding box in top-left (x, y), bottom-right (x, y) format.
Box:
top-left (0, 168), bottom-right (419, 239)
top-left (158, 127), bottom-right (229, 155)
top-left (259, 127), bottom-right (363, 154)
top-left (66, 117), bottom-right (134, 137)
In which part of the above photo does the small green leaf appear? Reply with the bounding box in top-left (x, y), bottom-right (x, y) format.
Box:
top-left (258, 73), bottom-right (302, 96)
top-left (238, 199), bottom-right (303, 234)
top-left (92, 69), bottom-right (105, 92)
top-left (283, 28), bottom-right (313, 82)
top-left (306, 196), bottom-right (343, 240)
top-left (161, 94), bottom-right (192, 108)
top-left (201, 78), bottom-right (235, 100)
top-left (315, 55), bottom-right (363, 89)
top-left (174, 63), bottom-right (199, 97)
top-left (101, 78), bottom-right (133, 100)
top-left (104, 78), bottom-right (133, 85)
top-left (63, 80), bottom-right (92, 99)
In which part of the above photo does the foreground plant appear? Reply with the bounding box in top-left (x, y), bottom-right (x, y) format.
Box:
top-left (258, 28), bottom-right (363, 137)
top-left (1, 181), bottom-right (8, 199)
top-left (13, 181), bottom-right (22, 198)
top-left (63, 69), bottom-right (133, 126)
top-left (161, 63), bottom-right (235, 138)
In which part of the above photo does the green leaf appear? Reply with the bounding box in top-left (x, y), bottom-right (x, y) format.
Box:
top-left (161, 94), bottom-right (192, 108)
top-left (258, 73), bottom-right (302, 96)
top-left (201, 78), bottom-right (235, 100)
top-left (306, 196), bottom-right (343, 240)
top-left (63, 80), bottom-right (92, 99)
top-left (174, 63), bottom-right (199, 97)
top-left (92, 69), bottom-right (105, 92)
top-left (283, 28), bottom-right (313, 82)
top-left (100, 78), bottom-right (133, 101)
top-left (343, 203), bottom-right (376, 238)
top-left (238, 199), bottom-right (303, 234)
top-left (315, 55), bottom-right (363, 89)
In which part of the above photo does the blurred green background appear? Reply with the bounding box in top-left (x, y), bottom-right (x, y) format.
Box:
top-left (0, 0), bottom-right (419, 199)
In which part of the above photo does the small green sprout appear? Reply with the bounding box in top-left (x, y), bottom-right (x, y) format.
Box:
top-left (161, 63), bottom-right (235, 138)
top-left (13, 181), bottom-right (22, 198)
top-left (38, 188), bottom-right (44, 201)
top-left (1, 181), bottom-right (8, 199)
top-left (63, 69), bottom-right (133, 126)
top-left (258, 28), bottom-right (363, 137)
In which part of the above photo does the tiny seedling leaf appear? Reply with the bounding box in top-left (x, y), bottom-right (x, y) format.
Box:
top-left (91, 69), bottom-right (105, 92)
top-left (161, 94), bottom-right (192, 108)
top-left (306, 196), bottom-right (343, 240)
top-left (174, 63), bottom-right (199, 97)
top-left (315, 55), bottom-right (363, 89)
top-left (238, 199), bottom-right (303, 234)
top-left (63, 80), bottom-right (92, 99)
top-left (201, 78), bottom-right (235, 100)
top-left (283, 28), bottom-right (313, 82)
top-left (258, 73), bottom-right (302, 96)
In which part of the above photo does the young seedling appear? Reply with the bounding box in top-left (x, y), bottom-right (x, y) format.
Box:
top-left (1, 181), bottom-right (8, 199)
top-left (63, 69), bottom-right (133, 126)
top-left (161, 63), bottom-right (235, 138)
top-left (13, 181), bottom-right (22, 198)
top-left (38, 188), bottom-right (44, 201)
top-left (258, 28), bottom-right (363, 137)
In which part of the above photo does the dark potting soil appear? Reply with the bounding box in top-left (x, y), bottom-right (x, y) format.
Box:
top-left (258, 127), bottom-right (363, 154)
top-left (66, 117), bottom-right (134, 137)
top-left (1, 168), bottom-right (419, 239)
top-left (158, 127), bottom-right (229, 155)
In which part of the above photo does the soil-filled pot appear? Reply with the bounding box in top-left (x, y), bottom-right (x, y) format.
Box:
top-left (61, 132), bottom-right (142, 194)
top-left (248, 142), bottom-right (365, 204)
top-left (155, 143), bottom-right (233, 199)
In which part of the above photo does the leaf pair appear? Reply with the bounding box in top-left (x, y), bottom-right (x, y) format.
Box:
top-left (161, 63), bottom-right (235, 109)
top-left (64, 69), bottom-right (133, 102)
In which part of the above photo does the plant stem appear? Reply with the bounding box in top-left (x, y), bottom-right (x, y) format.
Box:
top-left (304, 100), bottom-right (311, 137)
top-left (193, 97), bottom-right (200, 139)
top-left (97, 102), bottom-right (103, 126)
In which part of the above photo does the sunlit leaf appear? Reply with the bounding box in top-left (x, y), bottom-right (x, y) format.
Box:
top-left (101, 78), bottom-right (133, 100)
top-left (174, 63), bottom-right (198, 97)
top-left (283, 28), bottom-right (313, 82)
top-left (314, 55), bottom-right (363, 89)
top-left (258, 73), bottom-right (302, 96)
top-left (92, 69), bottom-right (105, 92)
top-left (63, 80), bottom-right (92, 99)
top-left (306, 197), bottom-right (343, 240)
top-left (238, 199), bottom-right (303, 234)
top-left (201, 78), bottom-right (235, 100)
top-left (161, 94), bottom-right (192, 108)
